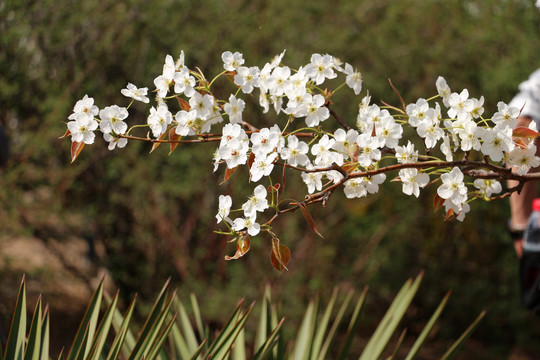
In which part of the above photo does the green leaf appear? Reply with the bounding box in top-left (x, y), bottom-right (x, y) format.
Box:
top-left (405, 290), bottom-right (451, 360)
top-left (231, 328), bottom-right (246, 360)
top-left (336, 287), bottom-right (367, 360)
top-left (145, 314), bottom-right (178, 360)
top-left (292, 299), bottom-right (317, 360)
top-left (24, 295), bottom-right (42, 360)
top-left (310, 288), bottom-right (338, 360)
top-left (174, 297), bottom-right (200, 354)
top-left (106, 295), bottom-right (137, 360)
top-left (88, 291), bottom-right (120, 360)
top-left (252, 318), bottom-right (284, 360)
top-left (67, 278), bottom-right (104, 360)
top-left (5, 276), bottom-right (27, 360)
top-left (40, 307), bottom-right (50, 360)
top-left (441, 310), bottom-right (486, 360)
top-left (211, 302), bottom-right (254, 360)
top-left (190, 294), bottom-right (205, 343)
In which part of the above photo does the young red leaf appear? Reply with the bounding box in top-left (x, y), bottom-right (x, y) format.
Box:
top-left (270, 238), bottom-right (290, 271)
top-left (59, 129), bottom-right (71, 139)
top-left (433, 193), bottom-right (445, 210)
top-left (225, 235), bottom-right (250, 260)
top-left (248, 151), bottom-right (256, 170)
top-left (176, 97), bottom-right (191, 111)
top-left (221, 166), bottom-right (237, 185)
top-left (168, 127), bottom-right (181, 155)
top-left (71, 141), bottom-right (85, 163)
top-left (513, 126), bottom-right (540, 139)
top-left (298, 202), bottom-right (324, 238)
top-left (149, 131), bottom-right (168, 154)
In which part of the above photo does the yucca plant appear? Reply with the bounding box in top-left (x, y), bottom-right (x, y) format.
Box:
top-left (1, 273), bottom-right (484, 360)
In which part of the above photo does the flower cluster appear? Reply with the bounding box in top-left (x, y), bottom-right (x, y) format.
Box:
top-left (65, 50), bottom-right (540, 267)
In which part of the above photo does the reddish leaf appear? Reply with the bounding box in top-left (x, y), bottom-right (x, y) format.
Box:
top-left (176, 97), bottom-right (191, 111)
top-left (169, 127), bottom-right (181, 155)
top-left (149, 131), bottom-right (168, 154)
top-left (342, 162), bottom-right (357, 174)
top-left (59, 129), bottom-right (71, 139)
top-left (225, 71), bottom-right (239, 86)
top-left (513, 126), bottom-right (540, 139)
top-left (248, 151), bottom-right (256, 170)
top-left (221, 166), bottom-right (237, 185)
top-left (268, 184), bottom-right (280, 193)
top-left (224, 235), bottom-right (250, 260)
top-left (71, 141), bottom-right (85, 163)
top-left (445, 208), bottom-right (455, 221)
top-left (433, 193), bottom-right (445, 210)
top-left (298, 202), bottom-right (324, 238)
top-left (270, 238), bottom-right (290, 271)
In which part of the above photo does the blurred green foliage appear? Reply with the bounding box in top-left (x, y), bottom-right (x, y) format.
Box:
top-left (2, 0), bottom-right (540, 358)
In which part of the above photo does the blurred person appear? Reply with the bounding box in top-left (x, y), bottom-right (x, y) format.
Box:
top-left (507, 69), bottom-right (540, 258)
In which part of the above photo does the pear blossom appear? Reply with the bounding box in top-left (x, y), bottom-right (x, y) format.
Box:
top-left (216, 194), bottom-right (232, 224)
top-left (343, 178), bottom-right (367, 198)
top-left (479, 125), bottom-right (514, 162)
top-left (395, 141), bottom-right (418, 164)
top-left (68, 94), bottom-right (99, 122)
top-left (447, 89), bottom-right (474, 121)
top-left (219, 138), bottom-right (249, 169)
top-left (68, 116), bottom-right (98, 144)
top-left (436, 76), bottom-right (451, 107)
top-left (173, 67), bottom-right (196, 97)
top-left (147, 105), bottom-right (172, 138)
top-left (251, 126), bottom-right (281, 157)
top-left (344, 63), bottom-right (363, 95)
top-left (305, 53), bottom-right (337, 85)
top-left (311, 135), bottom-right (337, 166)
top-left (233, 214), bottom-right (260, 236)
top-left (399, 168), bottom-right (429, 197)
top-left (376, 116), bottom-right (403, 149)
top-left (224, 95), bottom-right (246, 124)
top-left (280, 135), bottom-right (310, 167)
top-left (250, 152), bottom-right (278, 182)
top-left (103, 133), bottom-right (128, 150)
top-left (121, 83), bottom-right (150, 103)
top-left (234, 66), bottom-right (261, 94)
top-left (175, 110), bottom-right (198, 136)
top-left (222, 51), bottom-right (244, 71)
top-left (189, 93), bottom-right (214, 120)
top-left (437, 167), bottom-right (468, 209)
top-left (284, 67), bottom-right (308, 98)
top-left (267, 66), bottom-right (291, 96)
top-left (301, 167), bottom-right (324, 194)
top-left (305, 94), bottom-right (329, 127)
top-left (242, 185), bottom-right (269, 217)
top-left (491, 101), bottom-right (520, 129)
top-left (332, 128), bottom-right (359, 158)
top-left (506, 144), bottom-right (540, 175)
top-left (355, 133), bottom-right (381, 167)
top-left (416, 118), bottom-right (444, 149)
top-left (364, 174), bottom-right (386, 195)
top-left (406, 98), bottom-right (430, 127)
top-left (99, 105), bottom-right (129, 134)
top-left (474, 179), bottom-right (502, 198)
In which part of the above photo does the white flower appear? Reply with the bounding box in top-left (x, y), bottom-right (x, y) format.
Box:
top-left (311, 135), bottom-right (337, 166)
top-left (224, 95), bottom-right (246, 124)
top-left (103, 133), bottom-right (128, 150)
top-left (395, 141), bottom-right (418, 164)
top-left (121, 83), bottom-right (150, 103)
top-left (99, 105), bottom-right (128, 135)
top-left (406, 98), bottom-right (430, 127)
top-left (491, 101), bottom-right (520, 129)
top-left (216, 195), bottom-right (232, 224)
top-left (343, 178), bottom-right (367, 198)
top-left (267, 66), bottom-right (291, 97)
top-left (437, 167), bottom-right (468, 209)
top-left (219, 138), bottom-right (249, 169)
top-left (251, 127), bottom-right (281, 157)
top-left (474, 179), bottom-right (502, 198)
top-left (332, 128), bottom-right (359, 159)
top-left (175, 110), bottom-right (198, 136)
top-left (399, 168), bottom-right (429, 198)
top-left (305, 94), bottom-right (329, 127)
top-left (506, 144), bottom-right (540, 176)
top-left (68, 116), bottom-right (98, 144)
top-left (376, 116), bottom-right (403, 149)
top-left (161, 54), bottom-right (176, 80)
top-left (302, 167), bottom-right (323, 194)
top-left (242, 185), bottom-right (269, 217)
top-left (417, 118), bottom-right (444, 149)
top-left (280, 135), bottom-right (310, 167)
top-left (234, 66), bottom-right (261, 94)
top-left (189, 93), bottom-right (214, 120)
top-left (447, 89), bottom-right (474, 121)
top-left (355, 133), bottom-right (381, 167)
top-left (233, 214), bottom-right (260, 236)
top-left (305, 53), bottom-right (337, 85)
top-left (173, 67), bottom-right (196, 97)
top-left (68, 94), bottom-right (99, 122)
top-left (222, 51), bottom-right (244, 71)
top-left (147, 105), bottom-right (172, 138)
top-left (250, 152), bottom-right (278, 182)
top-left (479, 125), bottom-right (514, 162)
top-left (436, 76), bottom-right (451, 107)
top-left (153, 75), bottom-right (172, 99)
top-left (344, 63), bottom-right (363, 95)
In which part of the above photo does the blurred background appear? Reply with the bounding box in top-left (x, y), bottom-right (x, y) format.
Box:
top-left (2, 0), bottom-right (540, 358)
